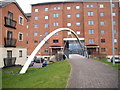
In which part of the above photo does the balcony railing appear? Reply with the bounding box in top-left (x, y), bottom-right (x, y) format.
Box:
top-left (4, 38), bottom-right (17, 47)
top-left (4, 57), bottom-right (16, 67)
top-left (4, 17), bottom-right (17, 29)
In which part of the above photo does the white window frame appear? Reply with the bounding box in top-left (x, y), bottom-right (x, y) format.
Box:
top-left (88, 29), bottom-right (94, 34)
top-left (44, 24), bottom-right (49, 28)
top-left (44, 8), bottom-right (48, 11)
top-left (76, 22), bottom-right (80, 26)
top-left (53, 22), bottom-right (59, 26)
top-left (100, 12), bottom-right (104, 16)
top-left (112, 12), bottom-right (116, 16)
top-left (18, 32), bottom-right (23, 41)
top-left (100, 21), bottom-right (105, 26)
top-left (67, 23), bottom-right (71, 26)
top-left (35, 8), bottom-right (39, 12)
top-left (76, 31), bottom-right (80, 35)
top-left (100, 30), bottom-right (105, 34)
top-left (44, 16), bottom-right (49, 19)
top-left (100, 4), bottom-right (104, 8)
top-left (76, 14), bottom-right (80, 18)
top-left (34, 24), bottom-right (38, 28)
top-left (34, 32), bottom-right (38, 37)
top-left (34, 16), bottom-right (38, 20)
top-left (67, 14), bottom-right (71, 18)
top-left (88, 39), bottom-right (95, 43)
top-left (88, 11), bottom-right (94, 16)
top-left (19, 16), bottom-right (24, 25)
top-left (53, 13), bottom-right (59, 18)
top-left (67, 7), bottom-right (71, 10)
top-left (88, 20), bottom-right (94, 25)
top-left (76, 6), bottom-right (80, 10)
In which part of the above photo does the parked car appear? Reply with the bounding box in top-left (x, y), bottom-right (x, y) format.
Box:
top-left (111, 57), bottom-right (120, 63)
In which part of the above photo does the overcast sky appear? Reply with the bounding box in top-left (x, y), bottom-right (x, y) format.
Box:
top-left (16, 0), bottom-right (66, 13)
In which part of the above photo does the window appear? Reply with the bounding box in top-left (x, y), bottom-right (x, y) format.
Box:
top-left (67, 7), bottom-right (71, 10)
top-left (44, 49), bottom-right (48, 53)
top-left (88, 20), bottom-right (94, 25)
top-left (76, 6), bottom-right (80, 10)
top-left (34, 32), bottom-right (38, 36)
top-left (100, 30), bottom-right (105, 34)
top-left (100, 21), bottom-right (105, 26)
top-left (19, 50), bottom-right (22, 57)
top-left (101, 39), bottom-right (105, 43)
top-left (53, 22), bottom-right (59, 26)
top-left (54, 32), bottom-right (59, 35)
top-left (53, 40), bottom-right (59, 44)
top-left (76, 22), bottom-right (80, 26)
top-left (88, 39), bottom-right (94, 43)
top-left (112, 12), bottom-right (116, 16)
top-left (34, 40), bottom-right (38, 44)
top-left (34, 24), bottom-right (38, 28)
top-left (44, 8), bottom-right (48, 11)
top-left (53, 13), bottom-right (59, 18)
top-left (44, 32), bottom-right (49, 36)
top-left (35, 9), bottom-right (38, 12)
top-left (26, 25), bottom-right (29, 29)
top-left (100, 4), bottom-right (104, 8)
top-left (112, 4), bottom-right (115, 7)
top-left (68, 31), bottom-right (72, 35)
top-left (54, 7), bottom-right (57, 10)
top-left (88, 11), bottom-right (94, 16)
top-left (44, 16), bottom-right (48, 19)
top-left (76, 31), bottom-right (80, 35)
top-left (7, 50), bottom-right (12, 58)
top-left (67, 23), bottom-right (71, 26)
top-left (88, 29), bottom-right (94, 34)
top-left (26, 41), bottom-right (28, 44)
top-left (44, 24), bottom-right (49, 28)
top-left (76, 14), bottom-right (80, 18)
top-left (19, 16), bottom-right (24, 25)
top-left (101, 48), bottom-right (106, 52)
top-left (100, 12), bottom-right (104, 16)
top-left (115, 48), bottom-right (117, 52)
top-left (67, 14), bottom-right (71, 18)
top-left (114, 39), bottom-right (117, 43)
top-left (58, 7), bottom-right (61, 10)
top-left (114, 30), bottom-right (117, 34)
top-left (86, 5), bottom-right (94, 8)
top-left (113, 21), bottom-right (116, 25)
top-left (26, 32), bottom-right (28, 36)
top-left (19, 33), bottom-right (23, 41)
top-left (34, 16), bottom-right (38, 20)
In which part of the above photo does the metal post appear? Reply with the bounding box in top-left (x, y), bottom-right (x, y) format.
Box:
top-left (110, 0), bottom-right (115, 65)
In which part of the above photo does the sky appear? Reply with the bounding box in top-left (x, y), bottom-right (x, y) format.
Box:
top-left (16, 0), bottom-right (67, 13)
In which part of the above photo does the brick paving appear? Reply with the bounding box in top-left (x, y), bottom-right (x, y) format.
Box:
top-left (67, 54), bottom-right (118, 88)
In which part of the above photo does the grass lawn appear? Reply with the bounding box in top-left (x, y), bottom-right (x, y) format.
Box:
top-left (94, 58), bottom-right (120, 70)
top-left (2, 60), bottom-right (71, 88)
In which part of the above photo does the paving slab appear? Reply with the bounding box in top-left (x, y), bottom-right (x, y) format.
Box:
top-left (68, 54), bottom-right (118, 88)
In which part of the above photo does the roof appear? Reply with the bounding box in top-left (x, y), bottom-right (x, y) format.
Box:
top-left (31, 0), bottom-right (119, 6)
top-left (0, 1), bottom-right (29, 21)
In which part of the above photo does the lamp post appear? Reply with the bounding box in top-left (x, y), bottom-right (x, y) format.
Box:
top-left (110, 0), bottom-right (115, 65)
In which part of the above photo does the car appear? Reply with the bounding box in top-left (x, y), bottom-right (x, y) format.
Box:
top-left (111, 57), bottom-right (120, 63)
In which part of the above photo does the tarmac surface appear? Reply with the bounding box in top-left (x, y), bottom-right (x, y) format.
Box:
top-left (67, 54), bottom-right (118, 88)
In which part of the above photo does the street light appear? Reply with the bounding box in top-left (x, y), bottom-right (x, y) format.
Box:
top-left (110, 0), bottom-right (115, 65)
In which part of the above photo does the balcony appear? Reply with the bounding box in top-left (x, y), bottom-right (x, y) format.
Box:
top-left (4, 17), bottom-right (17, 29)
top-left (4, 57), bottom-right (16, 67)
top-left (4, 38), bottom-right (17, 47)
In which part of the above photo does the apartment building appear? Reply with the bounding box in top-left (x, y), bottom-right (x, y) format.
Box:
top-left (0, 1), bottom-right (28, 68)
top-left (26, 1), bottom-right (120, 58)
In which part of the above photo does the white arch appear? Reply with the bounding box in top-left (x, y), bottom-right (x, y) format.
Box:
top-left (20, 28), bottom-right (86, 74)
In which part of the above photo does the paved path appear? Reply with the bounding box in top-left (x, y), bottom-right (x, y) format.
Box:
top-left (68, 54), bottom-right (118, 88)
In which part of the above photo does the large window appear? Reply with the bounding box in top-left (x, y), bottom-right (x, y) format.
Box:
top-left (100, 21), bottom-right (105, 26)
top-left (101, 48), bottom-right (106, 52)
top-left (88, 39), bottom-right (94, 43)
top-left (44, 49), bottom-right (48, 53)
top-left (53, 40), bottom-right (59, 44)
top-left (100, 30), bottom-right (105, 34)
top-left (100, 4), bottom-right (104, 8)
top-left (88, 11), bottom-right (94, 16)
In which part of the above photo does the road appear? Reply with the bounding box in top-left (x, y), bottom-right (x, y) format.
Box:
top-left (67, 54), bottom-right (118, 88)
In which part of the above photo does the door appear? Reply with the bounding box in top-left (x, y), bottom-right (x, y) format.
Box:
top-left (8, 11), bottom-right (13, 25)
top-left (7, 31), bottom-right (12, 45)
top-left (5, 50), bottom-right (12, 66)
